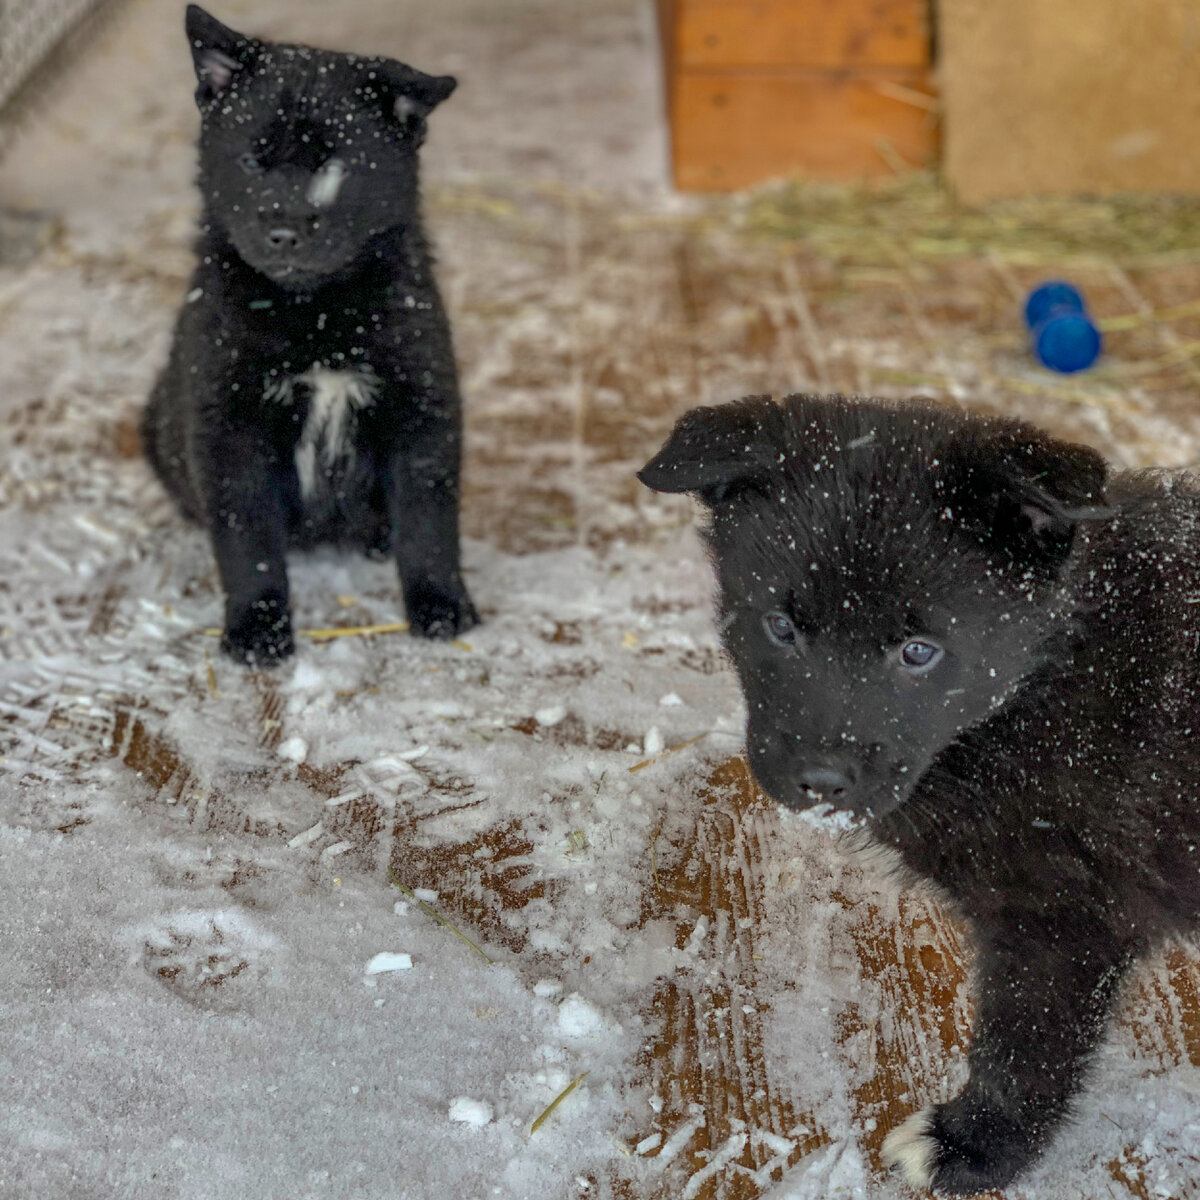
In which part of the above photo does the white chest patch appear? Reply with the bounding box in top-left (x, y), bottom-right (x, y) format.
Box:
top-left (271, 366), bottom-right (379, 501)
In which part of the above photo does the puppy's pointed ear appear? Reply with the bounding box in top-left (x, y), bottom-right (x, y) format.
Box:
top-left (375, 62), bottom-right (456, 141)
top-left (186, 6), bottom-right (257, 102)
top-left (638, 396), bottom-right (783, 504)
top-left (948, 426), bottom-right (1110, 573)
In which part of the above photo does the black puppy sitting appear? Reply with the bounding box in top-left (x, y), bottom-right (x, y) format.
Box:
top-left (640, 394), bottom-right (1200, 1195)
top-left (142, 5), bottom-right (477, 664)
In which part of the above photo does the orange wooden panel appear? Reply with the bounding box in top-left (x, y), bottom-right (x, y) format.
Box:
top-left (670, 68), bottom-right (938, 190)
top-left (941, 0), bottom-right (1200, 200)
top-left (675, 0), bottom-right (931, 69)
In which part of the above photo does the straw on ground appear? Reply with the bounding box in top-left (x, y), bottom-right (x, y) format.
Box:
top-left (530, 1072), bottom-right (590, 1135)
top-left (388, 869), bottom-right (494, 965)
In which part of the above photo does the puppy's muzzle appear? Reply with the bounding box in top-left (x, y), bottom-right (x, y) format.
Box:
top-left (266, 227), bottom-right (301, 251)
top-left (796, 761), bottom-right (858, 802)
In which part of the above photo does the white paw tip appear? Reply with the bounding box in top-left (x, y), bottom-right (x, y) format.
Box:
top-left (881, 1107), bottom-right (937, 1189)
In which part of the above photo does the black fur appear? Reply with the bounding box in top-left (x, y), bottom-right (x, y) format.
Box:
top-left (142, 5), bottom-right (476, 664)
top-left (640, 394), bottom-right (1200, 1193)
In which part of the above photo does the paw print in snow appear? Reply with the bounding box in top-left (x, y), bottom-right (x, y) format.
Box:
top-left (140, 910), bottom-right (273, 1008)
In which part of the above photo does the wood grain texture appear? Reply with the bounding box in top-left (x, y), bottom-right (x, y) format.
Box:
top-left (670, 68), bottom-right (938, 190)
top-left (941, 0), bottom-right (1200, 201)
top-left (675, 0), bottom-right (930, 69)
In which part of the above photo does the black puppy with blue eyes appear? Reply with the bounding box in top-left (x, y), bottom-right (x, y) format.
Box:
top-left (142, 5), bottom-right (476, 664)
top-left (640, 394), bottom-right (1200, 1195)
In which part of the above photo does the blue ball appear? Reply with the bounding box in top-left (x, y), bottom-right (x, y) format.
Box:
top-left (1024, 281), bottom-right (1086, 330)
top-left (1034, 312), bottom-right (1103, 373)
top-left (1024, 281), bottom-right (1101, 373)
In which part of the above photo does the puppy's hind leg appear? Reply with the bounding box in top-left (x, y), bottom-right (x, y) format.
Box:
top-left (140, 378), bottom-right (169, 482)
top-left (141, 367), bottom-right (205, 522)
top-left (882, 917), bottom-right (1133, 1195)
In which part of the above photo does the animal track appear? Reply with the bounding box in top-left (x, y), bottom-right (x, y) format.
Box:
top-left (140, 910), bottom-right (273, 1008)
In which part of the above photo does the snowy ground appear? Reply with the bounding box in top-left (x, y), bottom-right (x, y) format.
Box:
top-left (3, 2), bottom-right (1200, 1199)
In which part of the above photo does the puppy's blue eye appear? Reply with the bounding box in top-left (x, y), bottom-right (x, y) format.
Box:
top-left (900, 638), bottom-right (943, 671)
top-left (238, 153), bottom-right (264, 175)
top-left (763, 610), bottom-right (797, 646)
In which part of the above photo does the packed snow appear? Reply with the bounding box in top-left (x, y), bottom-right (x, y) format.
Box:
top-left (365, 952), bottom-right (414, 975)
top-left (449, 1097), bottom-right (495, 1127)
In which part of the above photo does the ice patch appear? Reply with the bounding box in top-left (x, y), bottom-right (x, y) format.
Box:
top-left (448, 1096), bottom-right (494, 1126)
top-left (557, 993), bottom-right (614, 1039)
top-left (657, 1106), bottom-right (707, 1165)
top-left (762, 1138), bottom-right (868, 1198)
top-left (364, 952), bottom-right (413, 975)
top-left (684, 914), bottom-right (710, 955)
top-left (287, 660), bottom-right (326, 692)
top-left (535, 705), bottom-right (566, 727)
top-left (287, 822), bottom-right (323, 849)
top-left (277, 736), bottom-right (308, 764)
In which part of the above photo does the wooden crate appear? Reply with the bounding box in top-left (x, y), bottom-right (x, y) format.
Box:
top-left (658, 0), bottom-right (939, 191)
top-left (941, 0), bottom-right (1200, 201)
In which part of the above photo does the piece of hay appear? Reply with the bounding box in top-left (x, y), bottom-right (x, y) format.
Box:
top-left (742, 173), bottom-right (1200, 268)
top-left (199, 620), bottom-right (410, 641)
top-left (628, 732), bottom-right (708, 774)
top-left (388, 868), bottom-right (493, 965)
top-left (1097, 298), bottom-right (1200, 333)
top-left (530, 1072), bottom-right (590, 1135)
top-left (300, 621), bottom-right (412, 642)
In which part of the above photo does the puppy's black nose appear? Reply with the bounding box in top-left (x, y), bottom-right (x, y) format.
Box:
top-left (797, 763), bottom-right (856, 799)
top-left (266, 227), bottom-right (300, 250)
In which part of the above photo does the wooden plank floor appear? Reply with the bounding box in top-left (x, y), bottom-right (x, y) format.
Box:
top-left (84, 697), bottom-right (1200, 1198)
top-left (2, 2), bottom-right (1200, 1196)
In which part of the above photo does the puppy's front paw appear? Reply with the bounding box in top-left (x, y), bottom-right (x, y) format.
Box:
top-left (882, 1108), bottom-right (939, 1191)
top-left (405, 580), bottom-right (479, 640)
top-left (221, 598), bottom-right (295, 666)
top-left (882, 1103), bottom-right (1033, 1196)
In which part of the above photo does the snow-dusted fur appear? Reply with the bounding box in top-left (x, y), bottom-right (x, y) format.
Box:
top-left (141, 5), bottom-right (475, 664)
top-left (640, 394), bottom-right (1200, 1194)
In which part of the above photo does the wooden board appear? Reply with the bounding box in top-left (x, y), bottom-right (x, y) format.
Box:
top-left (658, 0), bottom-right (938, 191)
top-left (676, 0), bottom-right (930, 69)
top-left (940, 0), bottom-right (1200, 201)
top-left (670, 68), bottom-right (938, 190)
